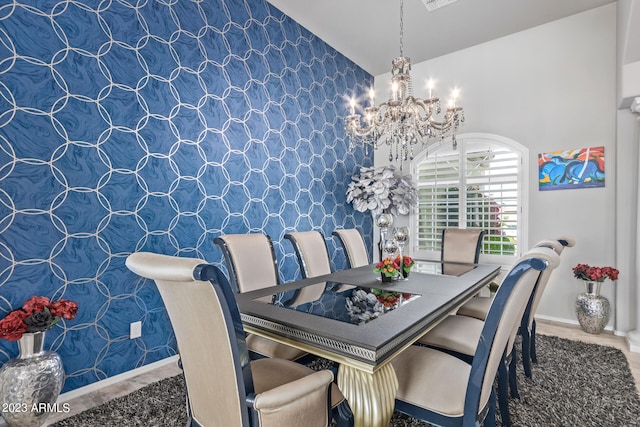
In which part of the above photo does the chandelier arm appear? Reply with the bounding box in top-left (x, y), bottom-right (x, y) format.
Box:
top-left (409, 100), bottom-right (437, 121)
top-left (347, 122), bottom-right (376, 137)
top-left (426, 118), bottom-right (461, 131)
top-left (412, 98), bottom-right (441, 110)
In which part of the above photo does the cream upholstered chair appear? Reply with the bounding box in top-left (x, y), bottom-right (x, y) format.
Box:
top-left (214, 233), bottom-right (280, 293)
top-left (391, 249), bottom-right (556, 427)
top-left (125, 252), bottom-right (353, 427)
top-left (283, 231), bottom-right (335, 306)
top-left (441, 228), bottom-right (485, 264)
top-left (457, 238), bottom-right (567, 320)
top-left (527, 236), bottom-right (574, 363)
top-left (415, 247), bottom-right (561, 426)
top-left (284, 231), bottom-right (331, 279)
top-left (331, 229), bottom-right (369, 268)
top-left (214, 233), bottom-right (307, 361)
top-left (456, 237), bottom-right (574, 367)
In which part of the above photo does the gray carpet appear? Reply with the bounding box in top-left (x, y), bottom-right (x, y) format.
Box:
top-left (51, 335), bottom-right (640, 426)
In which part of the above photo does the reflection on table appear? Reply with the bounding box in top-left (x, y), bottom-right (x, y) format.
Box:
top-left (258, 281), bottom-right (421, 325)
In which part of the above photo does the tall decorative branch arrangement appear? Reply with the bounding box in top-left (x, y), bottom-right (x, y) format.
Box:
top-left (346, 165), bottom-right (418, 217)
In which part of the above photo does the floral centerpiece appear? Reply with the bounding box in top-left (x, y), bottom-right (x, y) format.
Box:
top-left (346, 165), bottom-right (418, 216)
top-left (394, 255), bottom-right (415, 276)
top-left (572, 264), bottom-right (619, 283)
top-left (374, 257), bottom-right (401, 281)
top-left (0, 296), bottom-right (78, 341)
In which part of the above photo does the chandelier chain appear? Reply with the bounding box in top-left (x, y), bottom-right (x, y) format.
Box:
top-left (399, 0), bottom-right (404, 57)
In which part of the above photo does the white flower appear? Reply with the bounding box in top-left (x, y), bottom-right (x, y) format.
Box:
top-left (345, 165), bottom-right (418, 216)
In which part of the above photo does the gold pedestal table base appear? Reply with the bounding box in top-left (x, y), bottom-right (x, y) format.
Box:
top-left (337, 363), bottom-right (399, 427)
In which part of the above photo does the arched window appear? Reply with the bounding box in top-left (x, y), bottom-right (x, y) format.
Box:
top-left (411, 133), bottom-right (528, 266)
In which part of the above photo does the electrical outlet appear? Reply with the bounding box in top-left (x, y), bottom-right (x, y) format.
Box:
top-left (130, 321), bottom-right (142, 339)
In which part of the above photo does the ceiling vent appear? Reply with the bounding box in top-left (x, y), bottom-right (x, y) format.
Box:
top-left (421, 0), bottom-right (460, 12)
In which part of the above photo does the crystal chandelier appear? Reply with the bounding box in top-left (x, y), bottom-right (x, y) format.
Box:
top-left (345, 0), bottom-right (464, 164)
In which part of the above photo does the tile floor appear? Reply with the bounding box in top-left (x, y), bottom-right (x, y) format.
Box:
top-left (39, 321), bottom-right (640, 425)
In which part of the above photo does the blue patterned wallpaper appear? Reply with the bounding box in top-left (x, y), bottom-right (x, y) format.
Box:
top-left (0, 0), bottom-right (372, 392)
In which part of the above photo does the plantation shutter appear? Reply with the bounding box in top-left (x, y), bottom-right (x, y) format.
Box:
top-left (414, 138), bottom-right (521, 264)
top-left (416, 151), bottom-right (461, 252)
top-left (465, 146), bottom-right (519, 257)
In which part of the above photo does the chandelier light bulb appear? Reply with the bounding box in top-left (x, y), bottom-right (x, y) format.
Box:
top-left (369, 88), bottom-right (375, 106)
top-left (451, 87), bottom-right (460, 107)
top-left (427, 79), bottom-right (434, 98)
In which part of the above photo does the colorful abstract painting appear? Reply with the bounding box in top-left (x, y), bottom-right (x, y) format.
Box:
top-left (538, 146), bottom-right (605, 191)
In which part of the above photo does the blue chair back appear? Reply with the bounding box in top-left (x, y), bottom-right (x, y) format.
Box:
top-left (462, 254), bottom-right (552, 425)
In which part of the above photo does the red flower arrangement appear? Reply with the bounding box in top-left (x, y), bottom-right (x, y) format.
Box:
top-left (573, 264), bottom-right (619, 283)
top-left (374, 257), bottom-right (401, 278)
top-left (394, 255), bottom-right (415, 272)
top-left (0, 296), bottom-right (78, 341)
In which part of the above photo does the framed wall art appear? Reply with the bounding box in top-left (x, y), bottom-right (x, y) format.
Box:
top-left (538, 146), bottom-right (605, 191)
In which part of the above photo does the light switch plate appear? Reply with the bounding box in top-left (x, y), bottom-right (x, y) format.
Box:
top-left (130, 321), bottom-right (142, 339)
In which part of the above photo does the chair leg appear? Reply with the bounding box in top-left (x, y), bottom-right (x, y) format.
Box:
top-left (508, 346), bottom-right (520, 400)
top-left (332, 400), bottom-right (354, 427)
top-left (483, 389), bottom-right (497, 427)
top-left (497, 357), bottom-right (511, 427)
top-left (519, 326), bottom-right (533, 379)
top-left (530, 319), bottom-right (538, 363)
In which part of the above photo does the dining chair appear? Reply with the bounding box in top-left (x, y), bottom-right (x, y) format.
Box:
top-left (456, 236), bottom-right (574, 367)
top-left (391, 249), bottom-right (555, 427)
top-left (527, 236), bottom-right (574, 363)
top-left (441, 228), bottom-right (485, 264)
top-left (284, 231), bottom-right (332, 278)
top-left (125, 252), bottom-right (353, 427)
top-left (283, 230), bottom-right (343, 306)
top-left (214, 233), bottom-right (280, 293)
top-left (214, 233), bottom-right (308, 361)
top-left (414, 246), bottom-right (560, 426)
top-left (332, 229), bottom-right (370, 268)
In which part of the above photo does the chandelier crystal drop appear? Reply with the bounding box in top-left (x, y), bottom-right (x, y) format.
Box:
top-left (345, 0), bottom-right (464, 165)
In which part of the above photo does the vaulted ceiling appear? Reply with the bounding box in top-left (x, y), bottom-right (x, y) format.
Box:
top-left (267, 0), bottom-right (616, 76)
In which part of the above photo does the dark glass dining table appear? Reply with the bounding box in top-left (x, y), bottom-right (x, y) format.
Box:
top-left (235, 260), bottom-right (501, 427)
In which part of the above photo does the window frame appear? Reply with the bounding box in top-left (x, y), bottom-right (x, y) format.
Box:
top-left (409, 132), bottom-right (529, 268)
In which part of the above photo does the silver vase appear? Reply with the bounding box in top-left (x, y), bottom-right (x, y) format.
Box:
top-left (575, 281), bottom-right (610, 335)
top-left (0, 331), bottom-right (65, 427)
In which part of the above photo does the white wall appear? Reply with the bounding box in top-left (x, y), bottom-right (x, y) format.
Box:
top-left (374, 5), bottom-right (618, 327)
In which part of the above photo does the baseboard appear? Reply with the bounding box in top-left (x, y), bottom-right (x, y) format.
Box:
top-left (534, 314), bottom-right (615, 333)
top-left (627, 330), bottom-right (640, 353)
top-left (56, 355), bottom-right (180, 403)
